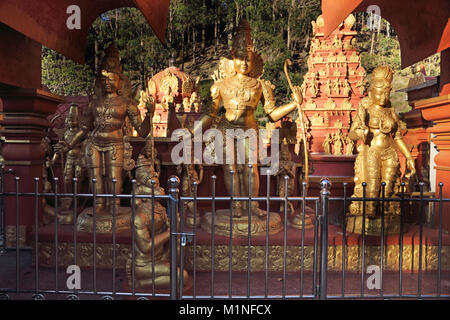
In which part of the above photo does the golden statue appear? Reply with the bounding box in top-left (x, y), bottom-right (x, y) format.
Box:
top-left (323, 133), bottom-right (333, 154)
top-left (277, 144), bottom-right (296, 215)
top-left (198, 20), bottom-right (302, 236)
top-left (308, 78), bottom-right (319, 97)
top-left (127, 149), bottom-right (189, 289)
top-left (347, 66), bottom-right (416, 235)
top-left (325, 79), bottom-right (332, 96)
top-left (40, 135), bottom-right (58, 225)
top-left (177, 162), bottom-right (204, 228)
top-left (51, 103), bottom-right (84, 224)
top-left (190, 91), bottom-right (200, 112)
top-left (177, 115), bottom-right (204, 228)
top-left (342, 79), bottom-right (352, 96)
top-left (356, 78), bottom-right (367, 96)
top-left (135, 138), bottom-right (163, 197)
top-left (345, 135), bottom-right (355, 155)
top-left (63, 44), bottom-right (154, 233)
top-left (333, 130), bottom-right (344, 156)
top-left (332, 78), bottom-right (340, 95)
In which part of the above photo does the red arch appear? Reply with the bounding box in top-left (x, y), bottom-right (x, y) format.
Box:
top-left (321, 0), bottom-right (450, 68)
top-left (0, 0), bottom-right (170, 64)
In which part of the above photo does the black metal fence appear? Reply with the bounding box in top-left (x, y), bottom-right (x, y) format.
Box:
top-left (0, 167), bottom-right (449, 300)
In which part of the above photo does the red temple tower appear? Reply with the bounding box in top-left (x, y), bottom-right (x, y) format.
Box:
top-left (299, 14), bottom-right (367, 156)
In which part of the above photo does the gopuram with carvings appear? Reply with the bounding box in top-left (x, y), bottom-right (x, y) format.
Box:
top-left (302, 14), bottom-right (366, 156)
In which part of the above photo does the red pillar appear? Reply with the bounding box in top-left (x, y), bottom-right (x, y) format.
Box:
top-left (0, 24), bottom-right (63, 247)
top-left (416, 48), bottom-right (450, 233)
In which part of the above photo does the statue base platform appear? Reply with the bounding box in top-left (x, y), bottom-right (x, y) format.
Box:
top-left (58, 210), bottom-right (75, 225)
top-left (200, 209), bottom-right (283, 237)
top-left (122, 275), bottom-right (193, 300)
top-left (346, 215), bottom-right (406, 236)
top-left (288, 206), bottom-right (315, 230)
top-left (77, 207), bottom-right (132, 234)
top-left (185, 212), bottom-right (201, 228)
top-left (31, 223), bottom-right (450, 272)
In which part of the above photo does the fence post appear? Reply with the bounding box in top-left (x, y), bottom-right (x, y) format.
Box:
top-left (0, 163), bottom-right (5, 255)
top-left (168, 176), bottom-right (180, 300)
top-left (319, 178), bottom-right (331, 300)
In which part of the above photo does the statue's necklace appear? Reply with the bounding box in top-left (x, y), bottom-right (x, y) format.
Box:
top-left (235, 76), bottom-right (257, 88)
top-left (370, 106), bottom-right (394, 134)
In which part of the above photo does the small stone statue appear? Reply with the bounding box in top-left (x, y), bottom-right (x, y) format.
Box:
top-left (345, 135), bottom-right (355, 155)
top-left (325, 79), bottom-right (332, 96)
top-left (323, 133), bottom-right (333, 154)
top-left (332, 78), bottom-right (340, 95)
top-left (190, 91), bottom-right (200, 112)
top-left (333, 130), bottom-right (344, 156)
top-left (342, 79), bottom-right (352, 96)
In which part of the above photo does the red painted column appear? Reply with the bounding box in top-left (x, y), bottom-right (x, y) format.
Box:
top-left (415, 48), bottom-right (450, 232)
top-left (0, 88), bottom-right (63, 246)
top-left (0, 25), bottom-right (63, 246)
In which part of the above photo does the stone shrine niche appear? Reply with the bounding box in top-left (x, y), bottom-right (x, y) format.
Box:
top-left (298, 14), bottom-right (367, 154)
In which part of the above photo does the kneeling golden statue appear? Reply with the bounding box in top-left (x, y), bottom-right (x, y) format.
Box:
top-left (127, 139), bottom-right (189, 290)
top-left (347, 66), bottom-right (416, 235)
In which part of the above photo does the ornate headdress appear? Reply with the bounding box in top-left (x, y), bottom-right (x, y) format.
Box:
top-left (100, 43), bottom-right (122, 74)
top-left (371, 65), bottom-right (393, 89)
top-left (232, 19), bottom-right (254, 57)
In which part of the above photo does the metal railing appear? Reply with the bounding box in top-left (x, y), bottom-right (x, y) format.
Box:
top-left (0, 166), bottom-right (449, 300)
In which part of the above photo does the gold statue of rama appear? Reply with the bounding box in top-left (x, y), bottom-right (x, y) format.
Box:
top-left (196, 20), bottom-right (302, 219)
top-left (347, 65), bottom-right (416, 235)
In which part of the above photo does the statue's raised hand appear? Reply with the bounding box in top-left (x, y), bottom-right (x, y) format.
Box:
top-left (292, 86), bottom-right (303, 106)
top-left (145, 95), bottom-right (156, 116)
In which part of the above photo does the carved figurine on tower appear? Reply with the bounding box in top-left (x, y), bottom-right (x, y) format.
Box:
top-left (61, 44), bottom-right (154, 233)
top-left (346, 66), bottom-right (416, 235)
top-left (198, 20), bottom-right (304, 236)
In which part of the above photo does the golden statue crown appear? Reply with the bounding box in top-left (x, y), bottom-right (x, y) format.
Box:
top-left (371, 65), bottom-right (393, 88)
top-left (232, 19), bottom-right (255, 57)
top-left (101, 43), bottom-right (122, 74)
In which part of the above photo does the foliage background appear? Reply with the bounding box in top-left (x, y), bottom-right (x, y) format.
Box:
top-left (42, 2), bottom-right (441, 118)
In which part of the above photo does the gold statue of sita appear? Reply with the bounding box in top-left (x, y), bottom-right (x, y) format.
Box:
top-left (198, 20), bottom-right (303, 237)
top-left (347, 65), bottom-right (416, 235)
